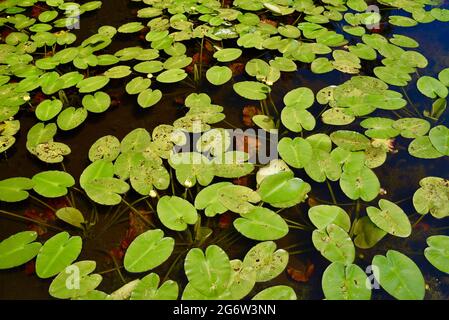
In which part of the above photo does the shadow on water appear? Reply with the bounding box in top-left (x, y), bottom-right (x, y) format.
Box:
top-left (1, 1), bottom-right (449, 299)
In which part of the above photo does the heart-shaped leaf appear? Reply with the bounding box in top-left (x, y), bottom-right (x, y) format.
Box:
top-left (0, 231), bottom-right (41, 269)
top-left (124, 229), bottom-right (174, 273)
top-left (157, 196), bottom-right (198, 231)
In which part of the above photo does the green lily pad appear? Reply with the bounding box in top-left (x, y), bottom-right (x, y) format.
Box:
top-left (213, 48), bottom-right (242, 62)
top-left (32, 170), bottom-right (75, 198)
top-left (184, 245), bottom-right (231, 297)
top-left (372, 250), bottom-right (425, 300)
top-left (234, 207), bottom-right (288, 241)
top-left (233, 81), bottom-right (271, 100)
top-left (55, 207), bottom-right (85, 229)
top-left (82, 92), bottom-right (111, 113)
top-left (76, 76), bottom-right (110, 93)
top-left (340, 166), bottom-right (380, 201)
top-left (429, 125), bottom-right (449, 156)
top-left (425, 235), bottom-right (449, 274)
top-left (157, 195), bottom-right (198, 231)
top-left (206, 66), bottom-right (232, 85)
top-left (308, 205), bottom-right (351, 232)
top-left (124, 229), bottom-right (174, 273)
top-left (417, 76), bottom-right (448, 99)
top-left (367, 199), bottom-right (411, 238)
top-left (218, 185), bottom-right (261, 214)
top-left (277, 137), bottom-right (313, 168)
top-left (49, 261), bottom-right (102, 299)
top-left (0, 177), bottom-right (34, 202)
top-left (353, 216), bottom-right (387, 249)
top-left (88, 135), bottom-right (121, 162)
top-left (413, 177), bottom-right (449, 218)
top-left (252, 286), bottom-right (296, 300)
top-left (257, 171), bottom-right (310, 208)
top-left (242, 241), bottom-right (288, 282)
top-left (36, 99), bottom-right (63, 121)
top-left (131, 273), bottom-right (179, 300)
top-left (156, 69), bottom-right (187, 83)
top-left (84, 177), bottom-right (129, 206)
top-left (36, 232), bottom-right (82, 278)
top-left (194, 182), bottom-right (232, 217)
top-left (0, 231), bottom-right (41, 269)
top-left (408, 136), bottom-right (444, 159)
top-left (322, 262), bottom-right (371, 300)
top-left (312, 224), bottom-right (355, 265)
top-left (57, 107), bottom-right (88, 131)
top-left (138, 89), bottom-right (162, 108)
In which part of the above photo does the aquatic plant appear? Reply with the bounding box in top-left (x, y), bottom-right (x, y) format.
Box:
top-left (1, 0), bottom-right (449, 300)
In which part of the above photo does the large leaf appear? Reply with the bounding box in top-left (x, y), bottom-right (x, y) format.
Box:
top-left (0, 231), bottom-right (41, 269)
top-left (372, 250), bottom-right (425, 300)
top-left (308, 205), bottom-right (351, 232)
top-left (366, 199), bottom-right (411, 237)
top-left (312, 224), bottom-right (355, 265)
top-left (32, 171), bottom-right (75, 198)
top-left (257, 171), bottom-right (310, 207)
top-left (242, 241), bottom-right (288, 282)
top-left (157, 196), bottom-right (198, 231)
top-left (36, 232), bottom-right (82, 278)
top-left (130, 273), bottom-right (178, 300)
top-left (124, 229), bottom-right (174, 273)
top-left (425, 235), bottom-right (449, 274)
top-left (234, 207), bottom-right (288, 240)
top-left (322, 262), bottom-right (371, 300)
top-left (49, 261), bottom-right (102, 299)
top-left (0, 177), bottom-right (34, 202)
top-left (184, 245), bottom-right (232, 297)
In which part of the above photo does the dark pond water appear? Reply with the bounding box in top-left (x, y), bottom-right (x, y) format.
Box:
top-left (1, 0), bottom-right (449, 300)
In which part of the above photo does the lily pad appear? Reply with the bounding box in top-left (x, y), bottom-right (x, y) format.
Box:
top-left (312, 224), bottom-right (355, 265)
top-left (366, 199), bottom-right (411, 238)
top-left (372, 250), bottom-right (425, 300)
top-left (36, 232), bottom-right (82, 278)
top-left (425, 235), bottom-right (449, 274)
top-left (124, 229), bottom-right (174, 273)
top-left (0, 231), bottom-right (41, 269)
top-left (32, 170), bottom-right (75, 198)
top-left (234, 207), bottom-right (288, 241)
top-left (322, 262), bottom-right (371, 300)
top-left (157, 196), bottom-right (198, 231)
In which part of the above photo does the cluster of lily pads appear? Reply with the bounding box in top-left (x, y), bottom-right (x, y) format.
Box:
top-left (1, 0), bottom-right (449, 300)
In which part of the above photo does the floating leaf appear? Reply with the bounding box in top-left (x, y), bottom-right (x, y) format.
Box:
top-left (57, 107), bottom-right (88, 131)
top-left (242, 241), bottom-right (288, 282)
top-left (0, 177), bottom-right (34, 202)
top-left (252, 286), bottom-right (296, 300)
top-left (84, 177), bottom-right (129, 206)
top-left (367, 199), bottom-right (411, 238)
top-left (312, 224), bottom-right (355, 265)
top-left (124, 229), bottom-right (174, 273)
top-left (322, 262), bottom-right (371, 300)
top-left (157, 196), bottom-right (198, 231)
top-left (353, 216), bottom-right (387, 249)
top-left (36, 232), bottom-right (82, 278)
top-left (184, 245), bottom-right (231, 297)
top-left (308, 205), bottom-right (351, 232)
top-left (425, 235), bottom-right (449, 274)
top-left (206, 66), bottom-right (232, 85)
top-left (213, 48), bottom-right (242, 62)
top-left (131, 273), bottom-right (179, 300)
top-left (234, 207), bottom-right (288, 241)
top-left (88, 135), bottom-right (121, 162)
top-left (0, 231), bottom-right (41, 269)
top-left (156, 69), bottom-right (187, 83)
top-left (49, 261), bottom-right (102, 299)
top-left (429, 125), bottom-right (449, 156)
top-left (417, 76), bottom-right (448, 99)
top-left (138, 89), bottom-right (162, 108)
top-left (257, 171), bottom-right (310, 208)
top-left (56, 207), bottom-right (85, 229)
top-left (194, 182), bottom-right (232, 217)
top-left (76, 76), bottom-right (110, 93)
top-left (32, 170), bottom-right (75, 198)
top-left (218, 185), bottom-right (261, 214)
top-left (233, 81), bottom-right (271, 100)
top-left (372, 250), bottom-right (425, 300)
top-left (82, 92), bottom-right (111, 113)
top-left (413, 177), bottom-right (449, 218)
